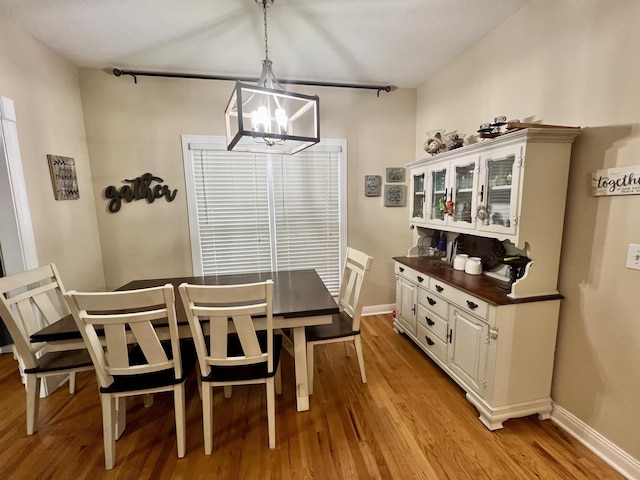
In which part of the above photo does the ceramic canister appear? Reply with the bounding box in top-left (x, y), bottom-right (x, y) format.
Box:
top-left (453, 254), bottom-right (468, 271)
top-left (465, 257), bottom-right (483, 275)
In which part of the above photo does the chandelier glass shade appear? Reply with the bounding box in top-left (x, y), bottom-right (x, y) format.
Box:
top-left (224, 0), bottom-right (320, 155)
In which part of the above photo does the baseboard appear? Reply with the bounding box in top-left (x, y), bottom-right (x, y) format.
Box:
top-left (362, 304), bottom-right (395, 316)
top-left (551, 403), bottom-right (640, 480)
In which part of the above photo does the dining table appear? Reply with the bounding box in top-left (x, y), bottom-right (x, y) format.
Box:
top-left (30, 269), bottom-right (339, 412)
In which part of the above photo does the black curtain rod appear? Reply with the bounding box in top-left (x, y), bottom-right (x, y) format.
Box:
top-left (112, 68), bottom-right (394, 96)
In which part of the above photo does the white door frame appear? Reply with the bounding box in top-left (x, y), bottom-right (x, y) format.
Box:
top-left (0, 96), bottom-right (40, 350)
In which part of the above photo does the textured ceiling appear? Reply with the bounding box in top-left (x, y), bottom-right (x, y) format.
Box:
top-left (0, 0), bottom-right (529, 89)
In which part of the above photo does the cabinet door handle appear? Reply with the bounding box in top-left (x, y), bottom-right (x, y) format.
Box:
top-left (425, 336), bottom-right (435, 346)
top-left (479, 184), bottom-right (484, 202)
top-left (427, 297), bottom-right (437, 306)
top-left (399, 267), bottom-right (405, 273)
top-left (417, 276), bottom-right (424, 283)
top-left (447, 329), bottom-right (453, 343)
top-left (412, 304), bottom-right (416, 314)
top-left (435, 284), bottom-right (444, 293)
top-left (466, 300), bottom-right (479, 310)
top-left (425, 316), bottom-right (435, 326)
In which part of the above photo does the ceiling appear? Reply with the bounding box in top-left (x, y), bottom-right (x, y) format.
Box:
top-left (0, 0), bottom-right (529, 89)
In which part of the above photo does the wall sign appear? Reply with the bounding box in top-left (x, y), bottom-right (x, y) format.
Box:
top-left (383, 184), bottom-right (406, 207)
top-left (592, 165), bottom-right (640, 197)
top-left (47, 155), bottom-right (79, 200)
top-left (365, 175), bottom-right (381, 197)
top-left (105, 173), bottom-right (177, 212)
top-left (386, 167), bottom-right (405, 182)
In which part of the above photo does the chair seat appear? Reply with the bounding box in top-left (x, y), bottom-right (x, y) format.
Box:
top-left (305, 312), bottom-right (359, 342)
top-left (100, 339), bottom-right (197, 394)
top-left (202, 334), bottom-right (282, 383)
top-left (24, 349), bottom-right (94, 374)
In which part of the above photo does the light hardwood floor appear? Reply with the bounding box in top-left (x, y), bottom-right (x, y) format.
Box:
top-left (0, 314), bottom-right (625, 479)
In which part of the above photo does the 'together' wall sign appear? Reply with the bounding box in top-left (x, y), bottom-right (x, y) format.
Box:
top-left (105, 173), bottom-right (177, 213)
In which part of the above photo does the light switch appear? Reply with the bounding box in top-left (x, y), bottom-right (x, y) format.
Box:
top-left (626, 244), bottom-right (640, 270)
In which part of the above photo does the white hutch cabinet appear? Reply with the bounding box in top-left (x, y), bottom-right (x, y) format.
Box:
top-left (395, 127), bottom-right (580, 430)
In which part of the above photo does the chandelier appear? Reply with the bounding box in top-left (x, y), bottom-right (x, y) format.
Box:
top-left (224, 0), bottom-right (320, 155)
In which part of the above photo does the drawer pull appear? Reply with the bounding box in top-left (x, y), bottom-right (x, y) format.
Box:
top-left (425, 316), bottom-right (435, 326)
top-left (399, 267), bottom-right (405, 273)
top-left (466, 300), bottom-right (479, 310)
top-left (427, 297), bottom-right (437, 306)
top-left (435, 284), bottom-right (444, 293)
top-left (417, 276), bottom-right (424, 283)
top-left (425, 336), bottom-right (435, 346)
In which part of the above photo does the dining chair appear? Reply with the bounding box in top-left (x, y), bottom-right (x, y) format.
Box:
top-left (65, 284), bottom-right (197, 470)
top-left (306, 247), bottom-right (373, 394)
top-left (178, 280), bottom-right (281, 454)
top-left (0, 264), bottom-right (93, 435)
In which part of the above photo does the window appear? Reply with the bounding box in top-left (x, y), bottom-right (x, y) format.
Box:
top-left (182, 136), bottom-right (346, 294)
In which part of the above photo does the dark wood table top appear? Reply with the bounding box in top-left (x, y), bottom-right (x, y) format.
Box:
top-left (31, 269), bottom-right (338, 343)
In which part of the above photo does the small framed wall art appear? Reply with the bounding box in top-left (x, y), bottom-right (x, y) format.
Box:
top-left (47, 154), bottom-right (79, 200)
top-left (364, 175), bottom-right (381, 196)
top-left (386, 167), bottom-right (405, 183)
top-left (384, 184), bottom-right (407, 207)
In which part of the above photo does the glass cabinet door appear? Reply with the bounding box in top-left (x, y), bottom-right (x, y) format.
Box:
top-left (479, 151), bottom-right (520, 235)
top-left (450, 161), bottom-right (476, 228)
top-left (428, 166), bottom-right (448, 223)
top-left (409, 169), bottom-right (426, 224)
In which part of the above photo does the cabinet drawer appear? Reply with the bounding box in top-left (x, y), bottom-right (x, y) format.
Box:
top-left (416, 304), bottom-right (447, 342)
top-left (430, 279), bottom-right (452, 298)
top-left (417, 289), bottom-right (448, 318)
top-left (417, 322), bottom-right (447, 364)
top-left (446, 289), bottom-right (488, 319)
top-left (395, 263), bottom-right (429, 287)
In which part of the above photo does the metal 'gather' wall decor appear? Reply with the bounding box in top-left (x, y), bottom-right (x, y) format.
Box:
top-left (104, 172), bottom-right (177, 213)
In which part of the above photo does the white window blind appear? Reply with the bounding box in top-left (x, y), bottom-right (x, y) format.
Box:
top-left (182, 136), bottom-right (345, 294)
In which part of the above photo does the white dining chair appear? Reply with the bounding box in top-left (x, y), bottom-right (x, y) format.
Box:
top-left (178, 280), bottom-right (281, 453)
top-left (65, 284), bottom-right (197, 470)
top-left (306, 247), bottom-right (373, 394)
top-left (0, 264), bottom-right (93, 435)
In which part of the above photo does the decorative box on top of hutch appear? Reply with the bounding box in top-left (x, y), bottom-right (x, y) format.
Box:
top-left (395, 127), bottom-right (580, 430)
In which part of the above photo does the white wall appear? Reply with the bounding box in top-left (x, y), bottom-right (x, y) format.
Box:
top-left (0, 17), bottom-right (105, 291)
top-left (415, 0), bottom-right (640, 463)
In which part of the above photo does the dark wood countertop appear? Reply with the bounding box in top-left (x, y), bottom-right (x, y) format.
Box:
top-left (393, 256), bottom-right (563, 306)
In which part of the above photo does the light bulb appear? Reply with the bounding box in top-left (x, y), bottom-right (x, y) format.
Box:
top-left (275, 108), bottom-right (288, 134)
top-left (251, 106), bottom-right (270, 133)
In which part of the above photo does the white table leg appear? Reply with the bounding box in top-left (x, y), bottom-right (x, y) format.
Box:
top-left (292, 326), bottom-right (310, 412)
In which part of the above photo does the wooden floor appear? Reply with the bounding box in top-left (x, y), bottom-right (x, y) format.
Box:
top-left (0, 314), bottom-right (624, 479)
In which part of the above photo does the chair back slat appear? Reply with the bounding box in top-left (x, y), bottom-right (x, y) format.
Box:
top-left (338, 248), bottom-right (373, 330)
top-left (0, 264), bottom-right (69, 370)
top-left (179, 280), bottom-right (273, 376)
top-left (66, 284), bottom-right (182, 388)
top-left (209, 316), bottom-right (229, 361)
top-left (128, 321), bottom-right (168, 364)
top-left (103, 324), bottom-right (129, 369)
top-left (231, 314), bottom-right (264, 360)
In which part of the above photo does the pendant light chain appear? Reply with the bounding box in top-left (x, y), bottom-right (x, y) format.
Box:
top-left (262, 0), bottom-right (269, 62)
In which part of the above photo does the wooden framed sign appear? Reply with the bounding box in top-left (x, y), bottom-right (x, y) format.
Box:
top-left (591, 165), bottom-right (640, 196)
top-left (47, 155), bottom-right (79, 200)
